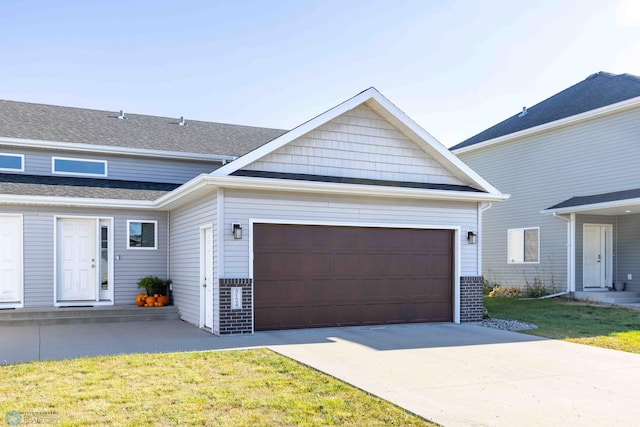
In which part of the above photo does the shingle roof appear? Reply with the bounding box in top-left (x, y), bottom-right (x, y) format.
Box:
top-left (0, 100), bottom-right (287, 156)
top-left (0, 173), bottom-right (180, 200)
top-left (546, 187), bottom-right (640, 211)
top-left (451, 72), bottom-right (640, 150)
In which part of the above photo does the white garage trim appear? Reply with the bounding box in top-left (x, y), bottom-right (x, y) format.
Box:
top-left (249, 218), bottom-right (461, 324)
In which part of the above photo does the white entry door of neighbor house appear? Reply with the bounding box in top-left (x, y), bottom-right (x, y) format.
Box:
top-left (0, 215), bottom-right (23, 305)
top-left (201, 226), bottom-right (214, 330)
top-left (57, 218), bottom-right (99, 301)
top-left (583, 224), bottom-right (613, 289)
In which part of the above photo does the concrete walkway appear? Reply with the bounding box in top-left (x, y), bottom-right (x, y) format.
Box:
top-left (2, 321), bottom-right (640, 426)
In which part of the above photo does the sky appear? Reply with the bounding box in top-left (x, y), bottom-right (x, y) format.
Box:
top-left (0, 0), bottom-right (639, 147)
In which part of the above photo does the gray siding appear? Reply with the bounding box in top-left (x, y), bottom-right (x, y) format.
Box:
top-left (614, 215), bottom-right (640, 292)
top-left (222, 189), bottom-right (480, 278)
top-left (0, 205), bottom-right (168, 307)
top-left (0, 146), bottom-right (219, 183)
top-left (458, 106), bottom-right (640, 290)
top-left (168, 192), bottom-right (216, 326)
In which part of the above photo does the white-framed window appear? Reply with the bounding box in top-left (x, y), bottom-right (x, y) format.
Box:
top-left (52, 157), bottom-right (107, 177)
top-left (127, 220), bottom-right (157, 250)
top-left (0, 153), bottom-right (24, 172)
top-left (508, 227), bottom-right (539, 264)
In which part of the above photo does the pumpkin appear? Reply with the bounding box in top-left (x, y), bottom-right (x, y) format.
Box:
top-left (145, 296), bottom-right (157, 306)
top-left (154, 294), bottom-right (159, 298)
top-left (135, 293), bottom-right (147, 307)
top-left (157, 295), bottom-right (169, 306)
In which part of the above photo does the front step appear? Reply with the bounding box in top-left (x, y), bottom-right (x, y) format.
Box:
top-left (0, 306), bottom-right (180, 326)
top-left (574, 291), bottom-right (640, 304)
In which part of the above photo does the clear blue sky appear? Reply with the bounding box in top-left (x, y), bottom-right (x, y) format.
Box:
top-left (1, 0), bottom-right (638, 147)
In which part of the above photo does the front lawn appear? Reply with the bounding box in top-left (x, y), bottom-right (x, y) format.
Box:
top-left (0, 348), bottom-right (434, 426)
top-left (484, 297), bottom-right (640, 354)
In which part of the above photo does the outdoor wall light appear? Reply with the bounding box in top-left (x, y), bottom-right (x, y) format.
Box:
top-left (232, 223), bottom-right (242, 239)
top-left (467, 231), bottom-right (477, 244)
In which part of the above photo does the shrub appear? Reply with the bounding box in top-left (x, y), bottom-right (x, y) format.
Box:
top-left (488, 286), bottom-right (522, 298)
top-left (523, 280), bottom-right (548, 298)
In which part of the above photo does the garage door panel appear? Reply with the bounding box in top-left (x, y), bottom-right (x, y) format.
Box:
top-left (254, 224), bottom-right (453, 330)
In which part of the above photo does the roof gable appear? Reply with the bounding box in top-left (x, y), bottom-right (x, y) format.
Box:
top-left (213, 88), bottom-right (502, 195)
top-left (451, 72), bottom-right (640, 151)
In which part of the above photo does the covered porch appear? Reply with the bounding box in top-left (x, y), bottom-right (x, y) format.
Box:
top-left (545, 187), bottom-right (640, 303)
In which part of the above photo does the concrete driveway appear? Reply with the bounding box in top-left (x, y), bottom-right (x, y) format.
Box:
top-left (2, 321), bottom-right (640, 426)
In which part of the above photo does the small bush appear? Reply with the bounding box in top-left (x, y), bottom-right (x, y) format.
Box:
top-left (523, 276), bottom-right (548, 298)
top-left (488, 286), bottom-right (522, 298)
top-left (482, 279), bottom-right (496, 296)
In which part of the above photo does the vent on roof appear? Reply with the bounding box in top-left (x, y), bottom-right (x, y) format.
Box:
top-left (117, 110), bottom-right (127, 120)
top-left (178, 116), bottom-right (188, 126)
top-left (518, 106), bottom-right (528, 117)
top-left (586, 71), bottom-right (600, 80)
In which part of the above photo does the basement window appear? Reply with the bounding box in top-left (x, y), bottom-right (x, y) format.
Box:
top-left (507, 227), bottom-right (539, 264)
top-left (127, 220), bottom-right (157, 250)
top-left (52, 157), bottom-right (107, 177)
top-left (0, 153), bottom-right (24, 172)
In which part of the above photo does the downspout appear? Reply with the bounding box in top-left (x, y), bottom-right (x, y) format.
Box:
top-left (477, 202), bottom-right (493, 277)
top-left (552, 212), bottom-right (574, 295)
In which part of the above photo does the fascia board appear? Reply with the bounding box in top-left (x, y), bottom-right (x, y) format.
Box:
top-left (210, 88), bottom-right (387, 177)
top-left (207, 175), bottom-right (510, 203)
top-left (0, 136), bottom-right (236, 162)
top-left (541, 197), bottom-right (640, 215)
top-left (453, 95), bottom-right (640, 155)
top-left (0, 195), bottom-right (156, 209)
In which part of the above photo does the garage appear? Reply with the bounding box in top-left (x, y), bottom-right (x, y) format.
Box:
top-left (253, 223), bottom-right (454, 331)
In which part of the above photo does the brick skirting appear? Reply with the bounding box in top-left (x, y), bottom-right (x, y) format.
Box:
top-left (460, 276), bottom-right (483, 322)
top-left (218, 278), bottom-right (253, 335)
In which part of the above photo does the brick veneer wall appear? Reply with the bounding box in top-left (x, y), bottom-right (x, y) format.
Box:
top-left (219, 278), bottom-right (253, 335)
top-left (460, 276), bottom-right (484, 322)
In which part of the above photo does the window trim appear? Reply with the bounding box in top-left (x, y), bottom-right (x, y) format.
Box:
top-left (0, 153), bottom-right (25, 172)
top-left (52, 156), bottom-right (108, 177)
top-left (126, 220), bottom-right (158, 250)
top-left (507, 227), bottom-right (540, 264)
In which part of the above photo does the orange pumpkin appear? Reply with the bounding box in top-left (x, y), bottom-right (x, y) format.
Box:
top-left (145, 296), bottom-right (157, 306)
top-left (157, 295), bottom-right (169, 306)
top-left (135, 293), bottom-right (147, 307)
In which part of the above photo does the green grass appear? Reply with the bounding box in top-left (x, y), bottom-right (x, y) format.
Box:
top-left (0, 348), bottom-right (434, 426)
top-left (484, 297), bottom-right (640, 353)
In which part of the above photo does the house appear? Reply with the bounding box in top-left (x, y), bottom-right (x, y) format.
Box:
top-left (451, 71), bottom-right (640, 301)
top-left (0, 88), bottom-right (506, 334)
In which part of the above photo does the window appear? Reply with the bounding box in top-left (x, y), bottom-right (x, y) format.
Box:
top-left (0, 153), bottom-right (24, 172)
top-left (127, 220), bottom-right (157, 250)
top-left (52, 157), bottom-right (107, 177)
top-left (508, 227), bottom-right (539, 263)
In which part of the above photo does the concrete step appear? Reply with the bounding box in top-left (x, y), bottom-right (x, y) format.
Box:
top-left (0, 306), bottom-right (180, 326)
top-left (574, 291), bottom-right (640, 304)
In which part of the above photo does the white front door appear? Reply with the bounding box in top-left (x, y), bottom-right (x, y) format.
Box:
top-left (201, 226), bottom-right (214, 330)
top-left (57, 218), bottom-right (98, 301)
top-left (0, 215), bottom-right (23, 304)
top-left (583, 224), bottom-right (612, 289)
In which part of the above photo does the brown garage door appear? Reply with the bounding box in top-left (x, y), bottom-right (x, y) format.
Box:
top-left (253, 223), bottom-right (453, 331)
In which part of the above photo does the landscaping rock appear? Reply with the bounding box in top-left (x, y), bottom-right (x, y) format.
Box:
top-left (480, 317), bottom-right (538, 331)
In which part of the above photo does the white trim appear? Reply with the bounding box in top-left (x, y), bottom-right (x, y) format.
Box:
top-left (569, 214), bottom-right (576, 292)
top-left (126, 219), bottom-right (158, 250)
top-left (215, 189), bottom-right (225, 335)
top-left (52, 156), bottom-right (108, 177)
top-left (98, 218), bottom-right (115, 302)
top-left (0, 213), bottom-right (24, 308)
top-left (0, 153), bottom-right (24, 172)
top-left (249, 219), bottom-right (462, 325)
top-left (542, 197), bottom-right (640, 215)
top-left (452, 95), bottom-right (640, 155)
top-left (0, 194), bottom-right (157, 209)
top-left (212, 88), bottom-right (504, 197)
top-left (0, 136), bottom-right (237, 163)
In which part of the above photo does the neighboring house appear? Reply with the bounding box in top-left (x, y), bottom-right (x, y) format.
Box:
top-left (451, 71), bottom-right (640, 300)
top-left (0, 88), bottom-right (506, 334)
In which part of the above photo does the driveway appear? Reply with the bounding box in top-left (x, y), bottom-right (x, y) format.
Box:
top-left (2, 321), bottom-right (640, 426)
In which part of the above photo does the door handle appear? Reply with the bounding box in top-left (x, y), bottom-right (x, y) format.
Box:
top-left (202, 283), bottom-right (207, 288)
top-left (597, 254), bottom-right (601, 263)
